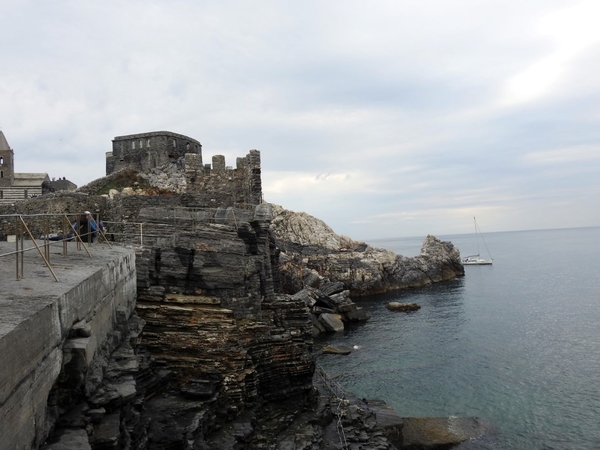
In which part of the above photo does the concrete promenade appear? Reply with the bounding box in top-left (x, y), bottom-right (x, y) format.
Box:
top-left (0, 240), bottom-right (137, 450)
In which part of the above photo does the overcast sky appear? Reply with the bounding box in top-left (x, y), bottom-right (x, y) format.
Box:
top-left (2, 0), bottom-right (599, 239)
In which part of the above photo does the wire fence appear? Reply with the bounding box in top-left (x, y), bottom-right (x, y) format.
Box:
top-left (315, 362), bottom-right (349, 450)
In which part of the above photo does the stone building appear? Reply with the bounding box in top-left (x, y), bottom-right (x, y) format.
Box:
top-left (106, 131), bottom-right (203, 175)
top-left (0, 131), bottom-right (53, 204)
top-left (106, 130), bottom-right (263, 207)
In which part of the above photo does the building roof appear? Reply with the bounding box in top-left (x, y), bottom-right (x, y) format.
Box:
top-left (12, 173), bottom-right (50, 187)
top-left (0, 131), bottom-right (11, 151)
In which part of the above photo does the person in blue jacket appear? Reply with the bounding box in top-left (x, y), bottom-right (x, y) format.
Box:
top-left (73, 211), bottom-right (100, 242)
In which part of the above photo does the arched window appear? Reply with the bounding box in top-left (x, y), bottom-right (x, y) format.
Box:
top-left (132, 141), bottom-right (136, 149)
top-left (0, 170), bottom-right (3, 178)
top-left (0, 156), bottom-right (4, 165)
top-left (0, 190), bottom-right (3, 199)
top-left (147, 139), bottom-right (151, 147)
top-left (140, 139), bottom-right (143, 148)
top-left (173, 139), bottom-right (176, 148)
top-left (24, 189), bottom-right (28, 198)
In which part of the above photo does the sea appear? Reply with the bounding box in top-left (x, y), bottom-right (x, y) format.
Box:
top-left (316, 226), bottom-right (600, 449)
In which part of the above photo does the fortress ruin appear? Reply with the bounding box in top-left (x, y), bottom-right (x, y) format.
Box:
top-left (106, 131), bottom-right (263, 207)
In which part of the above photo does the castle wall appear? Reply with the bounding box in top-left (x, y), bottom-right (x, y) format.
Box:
top-left (188, 150), bottom-right (262, 207)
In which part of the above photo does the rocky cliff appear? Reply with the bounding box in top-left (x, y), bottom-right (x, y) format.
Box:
top-left (1, 165), bottom-right (467, 449)
top-left (269, 204), bottom-right (464, 296)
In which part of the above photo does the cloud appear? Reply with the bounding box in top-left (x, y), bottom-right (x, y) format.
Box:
top-left (499, 1), bottom-right (600, 106)
top-left (1, 0), bottom-right (600, 238)
top-left (521, 145), bottom-right (600, 165)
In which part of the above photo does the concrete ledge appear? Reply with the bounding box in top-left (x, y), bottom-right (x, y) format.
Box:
top-left (0, 242), bottom-right (136, 450)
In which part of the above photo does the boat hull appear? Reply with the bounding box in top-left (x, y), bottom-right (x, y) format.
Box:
top-left (463, 258), bottom-right (493, 265)
top-left (463, 255), bottom-right (493, 265)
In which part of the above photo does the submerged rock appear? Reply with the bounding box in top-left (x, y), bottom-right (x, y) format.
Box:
top-left (386, 302), bottom-right (421, 312)
top-left (401, 416), bottom-right (493, 449)
top-left (321, 345), bottom-right (353, 355)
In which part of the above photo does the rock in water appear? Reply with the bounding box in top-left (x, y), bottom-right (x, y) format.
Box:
top-left (321, 345), bottom-right (353, 355)
top-left (270, 204), bottom-right (465, 296)
top-left (385, 302), bottom-right (421, 312)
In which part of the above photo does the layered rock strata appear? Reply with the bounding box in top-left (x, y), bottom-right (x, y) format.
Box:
top-left (270, 204), bottom-right (465, 296)
top-left (1, 168), bottom-right (469, 448)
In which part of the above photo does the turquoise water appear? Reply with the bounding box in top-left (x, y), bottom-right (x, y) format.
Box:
top-left (316, 227), bottom-right (600, 449)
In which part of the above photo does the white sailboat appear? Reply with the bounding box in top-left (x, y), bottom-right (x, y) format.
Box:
top-left (463, 217), bottom-right (493, 265)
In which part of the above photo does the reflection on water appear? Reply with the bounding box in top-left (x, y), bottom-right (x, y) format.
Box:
top-left (317, 227), bottom-right (600, 449)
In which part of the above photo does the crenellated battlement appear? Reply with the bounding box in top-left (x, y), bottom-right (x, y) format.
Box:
top-left (106, 131), bottom-right (262, 207)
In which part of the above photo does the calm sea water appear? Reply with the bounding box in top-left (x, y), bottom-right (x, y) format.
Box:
top-left (316, 227), bottom-right (600, 449)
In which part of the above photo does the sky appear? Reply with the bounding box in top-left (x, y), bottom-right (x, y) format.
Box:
top-left (1, 0), bottom-right (599, 239)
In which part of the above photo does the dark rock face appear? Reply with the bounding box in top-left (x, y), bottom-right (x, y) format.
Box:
top-left (13, 179), bottom-right (469, 448)
top-left (292, 286), bottom-right (370, 335)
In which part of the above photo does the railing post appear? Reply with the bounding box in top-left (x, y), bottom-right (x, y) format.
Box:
top-left (15, 215), bottom-right (21, 280)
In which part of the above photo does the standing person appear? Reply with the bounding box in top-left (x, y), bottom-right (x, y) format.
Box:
top-left (73, 211), bottom-right (98, 243)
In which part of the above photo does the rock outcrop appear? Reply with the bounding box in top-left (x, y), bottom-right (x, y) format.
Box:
top-left (386, 302), bottom-right (421, 312)
top-left (1, 160), bottom-right (469, 449)
top-left (270, 204), bottom-right (465, 296)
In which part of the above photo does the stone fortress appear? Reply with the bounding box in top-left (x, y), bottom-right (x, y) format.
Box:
top-left (105, 130), bottom-right (262, 207)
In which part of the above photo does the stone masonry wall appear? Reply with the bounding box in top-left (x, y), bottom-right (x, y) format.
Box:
top-left (186, 149), bottom-right (262, 207)
top-left (107, 131), bottom-right (202, 176)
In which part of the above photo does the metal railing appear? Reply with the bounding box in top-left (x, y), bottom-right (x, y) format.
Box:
top-left (0, 213), bottom-right (112, 282)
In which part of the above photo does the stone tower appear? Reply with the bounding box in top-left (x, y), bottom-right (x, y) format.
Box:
top-left (0, 131), bottom-right (15, 187)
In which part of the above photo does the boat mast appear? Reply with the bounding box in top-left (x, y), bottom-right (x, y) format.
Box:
top-left (474, 217), bottom-right (493, 260)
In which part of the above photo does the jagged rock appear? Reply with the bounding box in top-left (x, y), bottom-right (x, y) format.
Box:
top-left (318, 313), bottom-right (345, 332)
top-left (90, 412), bottom-right (121, 449)
top-left (319, 281), bottom-right (345, 296)
top-left (41, 428), bottom-right (91, 450)
top-left (386, 302), bottom-right (421, 312)
top-left (270, 204), bottom-right (465, 296)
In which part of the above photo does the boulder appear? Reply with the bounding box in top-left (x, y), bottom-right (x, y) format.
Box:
top-left (321, 345), bottom-right (352, 355)
top-left (401, 417), bottom-right (492, 448)
top-left (318, 313), bottom-right (345, 332)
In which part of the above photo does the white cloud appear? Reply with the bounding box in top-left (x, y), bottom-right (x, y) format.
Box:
top-left (1, 0), bottom-right (600, 238)
top-left (521, 145), bottom-right (600, 165)
top-left (500, 0), bottom-right (600, 105)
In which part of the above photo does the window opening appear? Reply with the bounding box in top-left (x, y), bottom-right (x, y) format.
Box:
top-left (132, 141), bottom-right (136, 149)
top-left (0, 156), bottom-right (3, 165)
